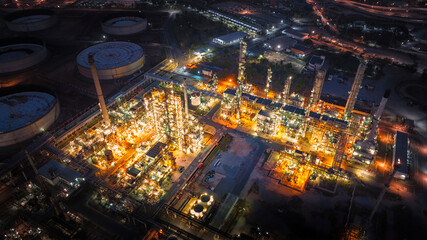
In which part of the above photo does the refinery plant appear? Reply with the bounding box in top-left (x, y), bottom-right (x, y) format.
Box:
top-left (0, 2), bottom-right (425, 240)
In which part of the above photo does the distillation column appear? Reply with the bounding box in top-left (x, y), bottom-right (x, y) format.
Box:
top-left (183, 78), bottom-right (189, 117)
top-left (265, 68), bottom-right (272, 98)
top-left (310, 69), bottom-right (326, 112)
top-left (236, 40), bottom-right (247, 122)
top-left (281, 76), bottom-right (292, 105)
top-left (344, 59), bottom-right (367, 120)
top-left (211, 74), bottom-right (218, 92)
top-left (88, 54), bottom-right (110, 126)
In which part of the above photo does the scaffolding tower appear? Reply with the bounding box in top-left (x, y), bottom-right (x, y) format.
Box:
top-left (236, 40), bottom-right (247, 122)
top-left (265, 68), bottom-right (272, 98)
top-left (332, 133), bottom-right (347, 170)
top-left (211, 74), bottom-right (218, 92)
top-left (282, 76), bottom-right (292, 105)
top-left (344, 59), bottom-right (367, 120)
top-left (310, 69), bottom-right (326, 112)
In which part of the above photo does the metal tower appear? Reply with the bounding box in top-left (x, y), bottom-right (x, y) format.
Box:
top-left (183, 78), bottom-right (189, 117)
top-left (310, 69), bottom-right (326, 112)
top-left (212, 73), bottom-right (218, 92)
top-left (88, 54), bottom-right (110, 126)
top-left (344, 59), bottom-right (367, 120)
top-left (236, 40), bottom-right (247, 122)
top-left (265, 68), bottom-right (272, 98)
top-left (281, 76), bottom-right (292, 105)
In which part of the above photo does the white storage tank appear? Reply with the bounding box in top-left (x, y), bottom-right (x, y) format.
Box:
top-left (76, 41), bottom-right (145, 80)
top-left (4, 9), bottom-right (57, 32)
top-left (191, 92), bottom-right (201, 106)
top-left (102, 14), bottom-right (147, 35)
top-left (0, 37), bottom-right (47, 74)
top-left (0, 88), bottom-right (60, 147)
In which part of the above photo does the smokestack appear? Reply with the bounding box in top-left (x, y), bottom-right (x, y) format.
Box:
top-left (183, 78), bottom-right (188, 116)
top-left (374, 89), bottom-right (390, 120)
top-left (368, 89), bottom-right (390, 141)
top-left (88, 54), bottom-right (110, 126)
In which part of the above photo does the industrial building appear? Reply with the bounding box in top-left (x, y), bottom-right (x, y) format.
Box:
top-left (291, 44), bottom-right (312, 58)
top-left (212, 31), bottom-right (249, 45)
top-left (76, 41), bottom-right (145, 80)
top-left (307, 55), bottom-right (326, 71)
top-left (393, 131), bottom-right (409, 180)
top-left (282, 28), bottom-right (309, 41)
top-left (144, 87), bottom-right (203, 153)
top-left (220, 49), bottom-right (372, 171)
top-left (207, 9), bottom-right (261, 33)
top-left (38, 160), bottom-right (84, 188)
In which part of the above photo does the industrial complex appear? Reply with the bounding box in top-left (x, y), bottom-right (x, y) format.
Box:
top-left (0, 1), bottom-right (426, 240)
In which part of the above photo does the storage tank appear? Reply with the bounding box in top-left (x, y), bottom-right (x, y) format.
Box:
top-left (191, 92), bottom-right (201, 106)
top-left (102, 14), bottom-right (147, 35)
top-left (76, 41), bottom-right (145, 80)
top-left (0, 37), bottom-right (47, 74)
top-left (4, 9), bottom-right (57, 32)
top-left (0, 88), bottom-right (60, 147)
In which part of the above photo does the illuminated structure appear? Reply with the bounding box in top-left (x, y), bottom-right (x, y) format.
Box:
top-left (344, 59), bottom-right (367, 120)
top-left (189, 193), bottom-right (214, 219)
top-left (352, 90), bottom-right (390, 164)
top-left (236, 40), bottom-right (247, 122)
top-left (265, 68), bottom-right (272, 98)
top-left (211, 74), bottom-right (218, 92)
top-left (89, 54), bottom-right (111, 126)
top-left (282, 76), bottom-right (292, 105)
top-left (309, 69), bottom-right (326, 112)
top-left (256, 109), bottom-right (279, 136)
top-left (144, 86), bottom-right (202, 153)
top-left (183, 78), bottom-right (189, 116)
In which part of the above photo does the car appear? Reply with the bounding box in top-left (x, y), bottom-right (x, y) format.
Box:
top-left (179, 167), bottom-right (185, 173)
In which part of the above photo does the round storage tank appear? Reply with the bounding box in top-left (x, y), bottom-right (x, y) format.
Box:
top-left (77, 41), bottom-right (145, 80)
top-left (0, 90), bottom-right (60, 147)
top-left (0, 38), bottom-right (47, 74)
top-left (5, 9), bottom-right (57, 32)
top-left (191, 92), bottom-right (201, 106)
top-left (102, 15), bottom-right (147, 35)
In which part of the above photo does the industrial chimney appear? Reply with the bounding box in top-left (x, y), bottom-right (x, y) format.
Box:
top-left (368, 89), bottom-right (390, 141)
top-left (88, 54), bottom-right (110, 126)
top-left (374, 89), bottom-right (390, 121)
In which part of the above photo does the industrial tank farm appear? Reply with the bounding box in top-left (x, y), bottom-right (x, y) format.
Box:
top-left (76, 41), bottom-right (145, 80)
top-left (4, 9), bottom-right (57, 32)
top-left (0, 38), bottom-right (47, 74)
top-left (101, 15), bottom-right (147, 35)
top-left (0, 90), bottom-right (60, 147)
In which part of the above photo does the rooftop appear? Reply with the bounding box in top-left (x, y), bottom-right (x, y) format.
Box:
top-left (145, 142), bottom-right (167, 159)
top-left (213, 31), bottom-right (249, 43)
top-left (394, 131), bottom-right (408, 174)
top-left (76, 41), bottom-right (144, 69)
top-left (38, 160), bottom-right (82, 184)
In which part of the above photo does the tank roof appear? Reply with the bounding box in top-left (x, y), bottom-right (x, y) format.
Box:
top-left (77, 41), bottom-right (143, 70)
top-left (0, 91), bottom-right (56, 133)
